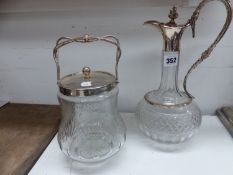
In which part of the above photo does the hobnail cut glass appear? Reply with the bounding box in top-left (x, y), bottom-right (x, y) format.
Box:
top-left (136, 93), bottom-right (202, 146)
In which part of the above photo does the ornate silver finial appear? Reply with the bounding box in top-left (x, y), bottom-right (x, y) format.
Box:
top-left (168, 6), bottom-right (178, 22)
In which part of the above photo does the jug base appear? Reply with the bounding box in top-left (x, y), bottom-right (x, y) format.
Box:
top-left (140, 124), bottom-right (199, 151)
top-left (149, 139), bottom-right (194, 152)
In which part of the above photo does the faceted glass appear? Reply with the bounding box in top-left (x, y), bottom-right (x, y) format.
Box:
top-left (136, 52), bottom-right (202, 147)
top-left (57, 87), bottom-right (126, 162)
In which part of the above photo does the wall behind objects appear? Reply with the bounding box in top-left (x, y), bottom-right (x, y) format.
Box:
top-left (0, 0), bottom-right (233, 114)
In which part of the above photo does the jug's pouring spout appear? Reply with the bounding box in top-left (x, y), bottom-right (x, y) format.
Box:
top-left (143, 20), bottom-right (165, 40)
top-left (144, 20), bottom-right (161, 28)
top-left (144, 6), bottom-right (188, 52)
top-left (143, 20), bottom-right (163, 39)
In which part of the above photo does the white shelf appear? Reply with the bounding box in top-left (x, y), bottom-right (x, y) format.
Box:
top-left (29, 113), bottom-right (233, 175)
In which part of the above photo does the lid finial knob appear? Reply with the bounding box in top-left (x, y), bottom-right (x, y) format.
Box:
top-left (168, 6), bottom-right (178, 23)
top-left (82, 67), bottom-right (91, 80)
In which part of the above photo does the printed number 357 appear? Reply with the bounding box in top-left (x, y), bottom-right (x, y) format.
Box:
top-left (166, 57), bottom-right (176, 64)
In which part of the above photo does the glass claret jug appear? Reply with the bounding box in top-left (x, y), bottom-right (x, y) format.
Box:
top-left (137, 0), bottom-right (232, 148)
top-left (53, 35), bottom-right (126, 162)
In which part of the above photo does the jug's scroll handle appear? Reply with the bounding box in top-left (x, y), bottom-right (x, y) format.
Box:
top-left (53, 35), bottom-right (121, 82)
top-left (183, 0), bottom-right (232, 98)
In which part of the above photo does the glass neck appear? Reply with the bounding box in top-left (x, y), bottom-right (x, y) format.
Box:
top-left (158, 51), bottom-right (180, 92)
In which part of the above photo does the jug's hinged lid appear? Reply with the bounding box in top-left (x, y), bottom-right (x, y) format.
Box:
top-left (53, 34), bottom-right (121, 97)
top-left (144, 6), bottom-right (189, 52)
